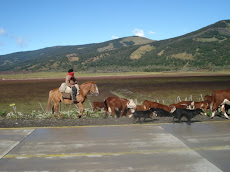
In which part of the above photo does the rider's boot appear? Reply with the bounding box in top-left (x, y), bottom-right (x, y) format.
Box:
top-left (72, 87), bottom-right (77, 103)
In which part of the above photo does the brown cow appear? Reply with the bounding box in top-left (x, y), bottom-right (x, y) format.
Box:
top-left (191, 101), bottom-right (208, 115)
top-left (169, 103), bottom-right (188, 109)
top-left (136, 105), bottom-right (147, 111)
top-left (211, 90), bottom-right (230, 119)
top-left (104, 97), bottom-right (136, 118)
top-left (220, 99), bottom-right (230, 117)
top-left (93, 102), bottom-right (106, 111)
top-left (204, 95), bottom-right (213, 110)
top-left (169, 101), bottom-right (193, 109)
top-left (142, 100), bottom-right (174, 112)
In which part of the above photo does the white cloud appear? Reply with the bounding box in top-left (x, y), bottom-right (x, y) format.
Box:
top-left (0, 27), bottom-right (29, 49)
top-left (0, 27), bottom-right (6, 35)
top-left (112, 35), bottom-right (119, 39)
top-left (149, 31), bottom-right (156, 35)
top-left (133, 28), bottom-right (145, 37)
top-left (17, 36), bottom-right (28, 47)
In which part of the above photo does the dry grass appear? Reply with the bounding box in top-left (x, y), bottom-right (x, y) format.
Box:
top-left (97, 43), bottom-right (114, 52)
top-left (194, 37), bottom-right (219, 42)
top-left (158, 50), bottom-right (165, 56)
top-left (130, 45), bottom-right (155, 59)
top-left (170, 52), bottom-right (194, 60)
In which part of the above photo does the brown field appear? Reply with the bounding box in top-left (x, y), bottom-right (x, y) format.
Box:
top-left (1, 74), bottom-right (230, 115)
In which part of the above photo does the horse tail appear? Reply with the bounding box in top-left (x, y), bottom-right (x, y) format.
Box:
top-left (47, 90), bottom-right (53, 111)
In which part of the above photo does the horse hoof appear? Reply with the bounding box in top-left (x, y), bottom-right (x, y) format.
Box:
top-left (78, 115), bottom-right (82, 119)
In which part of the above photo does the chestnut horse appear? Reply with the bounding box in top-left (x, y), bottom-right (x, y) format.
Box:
top-left (47, 81), bottom-right (99, 119)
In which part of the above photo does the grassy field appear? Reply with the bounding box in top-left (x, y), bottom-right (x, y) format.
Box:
top-left (1, 70), bottom-right (230, 79)
top-left (1, 72), bottom-right (230, 118)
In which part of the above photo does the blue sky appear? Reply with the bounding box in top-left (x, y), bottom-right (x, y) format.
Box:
top-left (0, 0), bottom-right (230, 55)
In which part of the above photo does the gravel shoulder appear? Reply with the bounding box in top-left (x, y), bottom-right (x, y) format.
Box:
top-left (0, 115), bottom-right (227, 128)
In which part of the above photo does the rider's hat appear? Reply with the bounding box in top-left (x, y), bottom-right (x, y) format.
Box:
top-left (68, 69), bottom-right (74, 73)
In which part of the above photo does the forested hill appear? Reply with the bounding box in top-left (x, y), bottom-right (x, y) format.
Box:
top-left (0, 20), bottom-right (230, 72)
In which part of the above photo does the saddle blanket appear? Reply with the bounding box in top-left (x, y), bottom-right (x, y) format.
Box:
top-left (59, 83), bottom-right (72, 93)
top-left (59, 83), bottom-right (72, 100)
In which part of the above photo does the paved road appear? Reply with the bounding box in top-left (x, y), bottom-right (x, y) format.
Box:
top-left (0, 121), bottom-right (230, 171)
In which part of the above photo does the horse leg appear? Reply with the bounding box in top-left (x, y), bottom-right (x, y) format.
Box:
top-left (77, 102), bottom-right (84, 118)
top-left (58, 102), bottom-right (63, 119)
top-left (53, 102), bottom-right (62, 119)
top-left (51, 106), bottom-right (55, 119)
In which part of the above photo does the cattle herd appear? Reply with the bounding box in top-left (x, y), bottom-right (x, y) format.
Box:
top-left (93, 89), bottom-right (230, 125)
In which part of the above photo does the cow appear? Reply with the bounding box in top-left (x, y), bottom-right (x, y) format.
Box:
top-left (172, 108), bottom-right (203, 125)
top-left (211, 90), bottom-right (230, 119)
top-left (104, 97), bottom-right (136, 118)
top-left (93, 102), bottom-right (106, 111)
top-left (204, 95), bottom-right (213, 106)
top-left (142, 100), bottom-right (174, 112)
top-left (136, 105), bottom-right (147, 111)
top-left (222, 103), bottom-right (230, 117)
top-left (169, 101), bottom-right (193, 109)
top-left (204, 95), bottom-right (213, 110)
top-left (191, 101), bottom-right (208, 115)
top-left (219, 98), bottom-right (230, 118)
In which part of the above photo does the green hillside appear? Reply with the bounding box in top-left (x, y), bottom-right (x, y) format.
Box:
top-left (0, 20), bottom-right (230, 72)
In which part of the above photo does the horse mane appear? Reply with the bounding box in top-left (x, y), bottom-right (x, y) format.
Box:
top-left (80, 81), bottom-right (96, 86)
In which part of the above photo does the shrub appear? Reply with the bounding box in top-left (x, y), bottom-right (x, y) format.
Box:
top-left (0, 110), bottom-right (6, 117)
top-left (2, 108), bottom-right (106, 120)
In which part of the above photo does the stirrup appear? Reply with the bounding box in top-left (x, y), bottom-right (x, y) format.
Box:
top-left (72, 99), bottom-right (77, 103)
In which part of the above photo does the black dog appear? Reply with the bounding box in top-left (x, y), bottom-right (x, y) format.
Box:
top-left (152, 108), bottom-right (173, 117)
top-left (132, 108), bottom-right (155, 124)
top-left (172, 108), bottom-right (203, 125)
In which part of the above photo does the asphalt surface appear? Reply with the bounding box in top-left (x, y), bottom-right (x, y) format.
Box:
top-left (0, 121), bottom-right (230, 171)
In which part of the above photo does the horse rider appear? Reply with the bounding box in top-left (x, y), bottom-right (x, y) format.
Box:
top-left (65, 69), bottom-right (80, 103)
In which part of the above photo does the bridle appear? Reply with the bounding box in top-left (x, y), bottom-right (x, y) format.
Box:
top-left (90, 83), bottom-right (99, 96)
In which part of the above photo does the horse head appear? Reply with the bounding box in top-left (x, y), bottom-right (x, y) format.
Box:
top-left (89, 82), bottom-right (99, 96)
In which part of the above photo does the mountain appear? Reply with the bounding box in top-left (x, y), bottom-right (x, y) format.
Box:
top-left (0, 20), bottom-right (230, 72)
